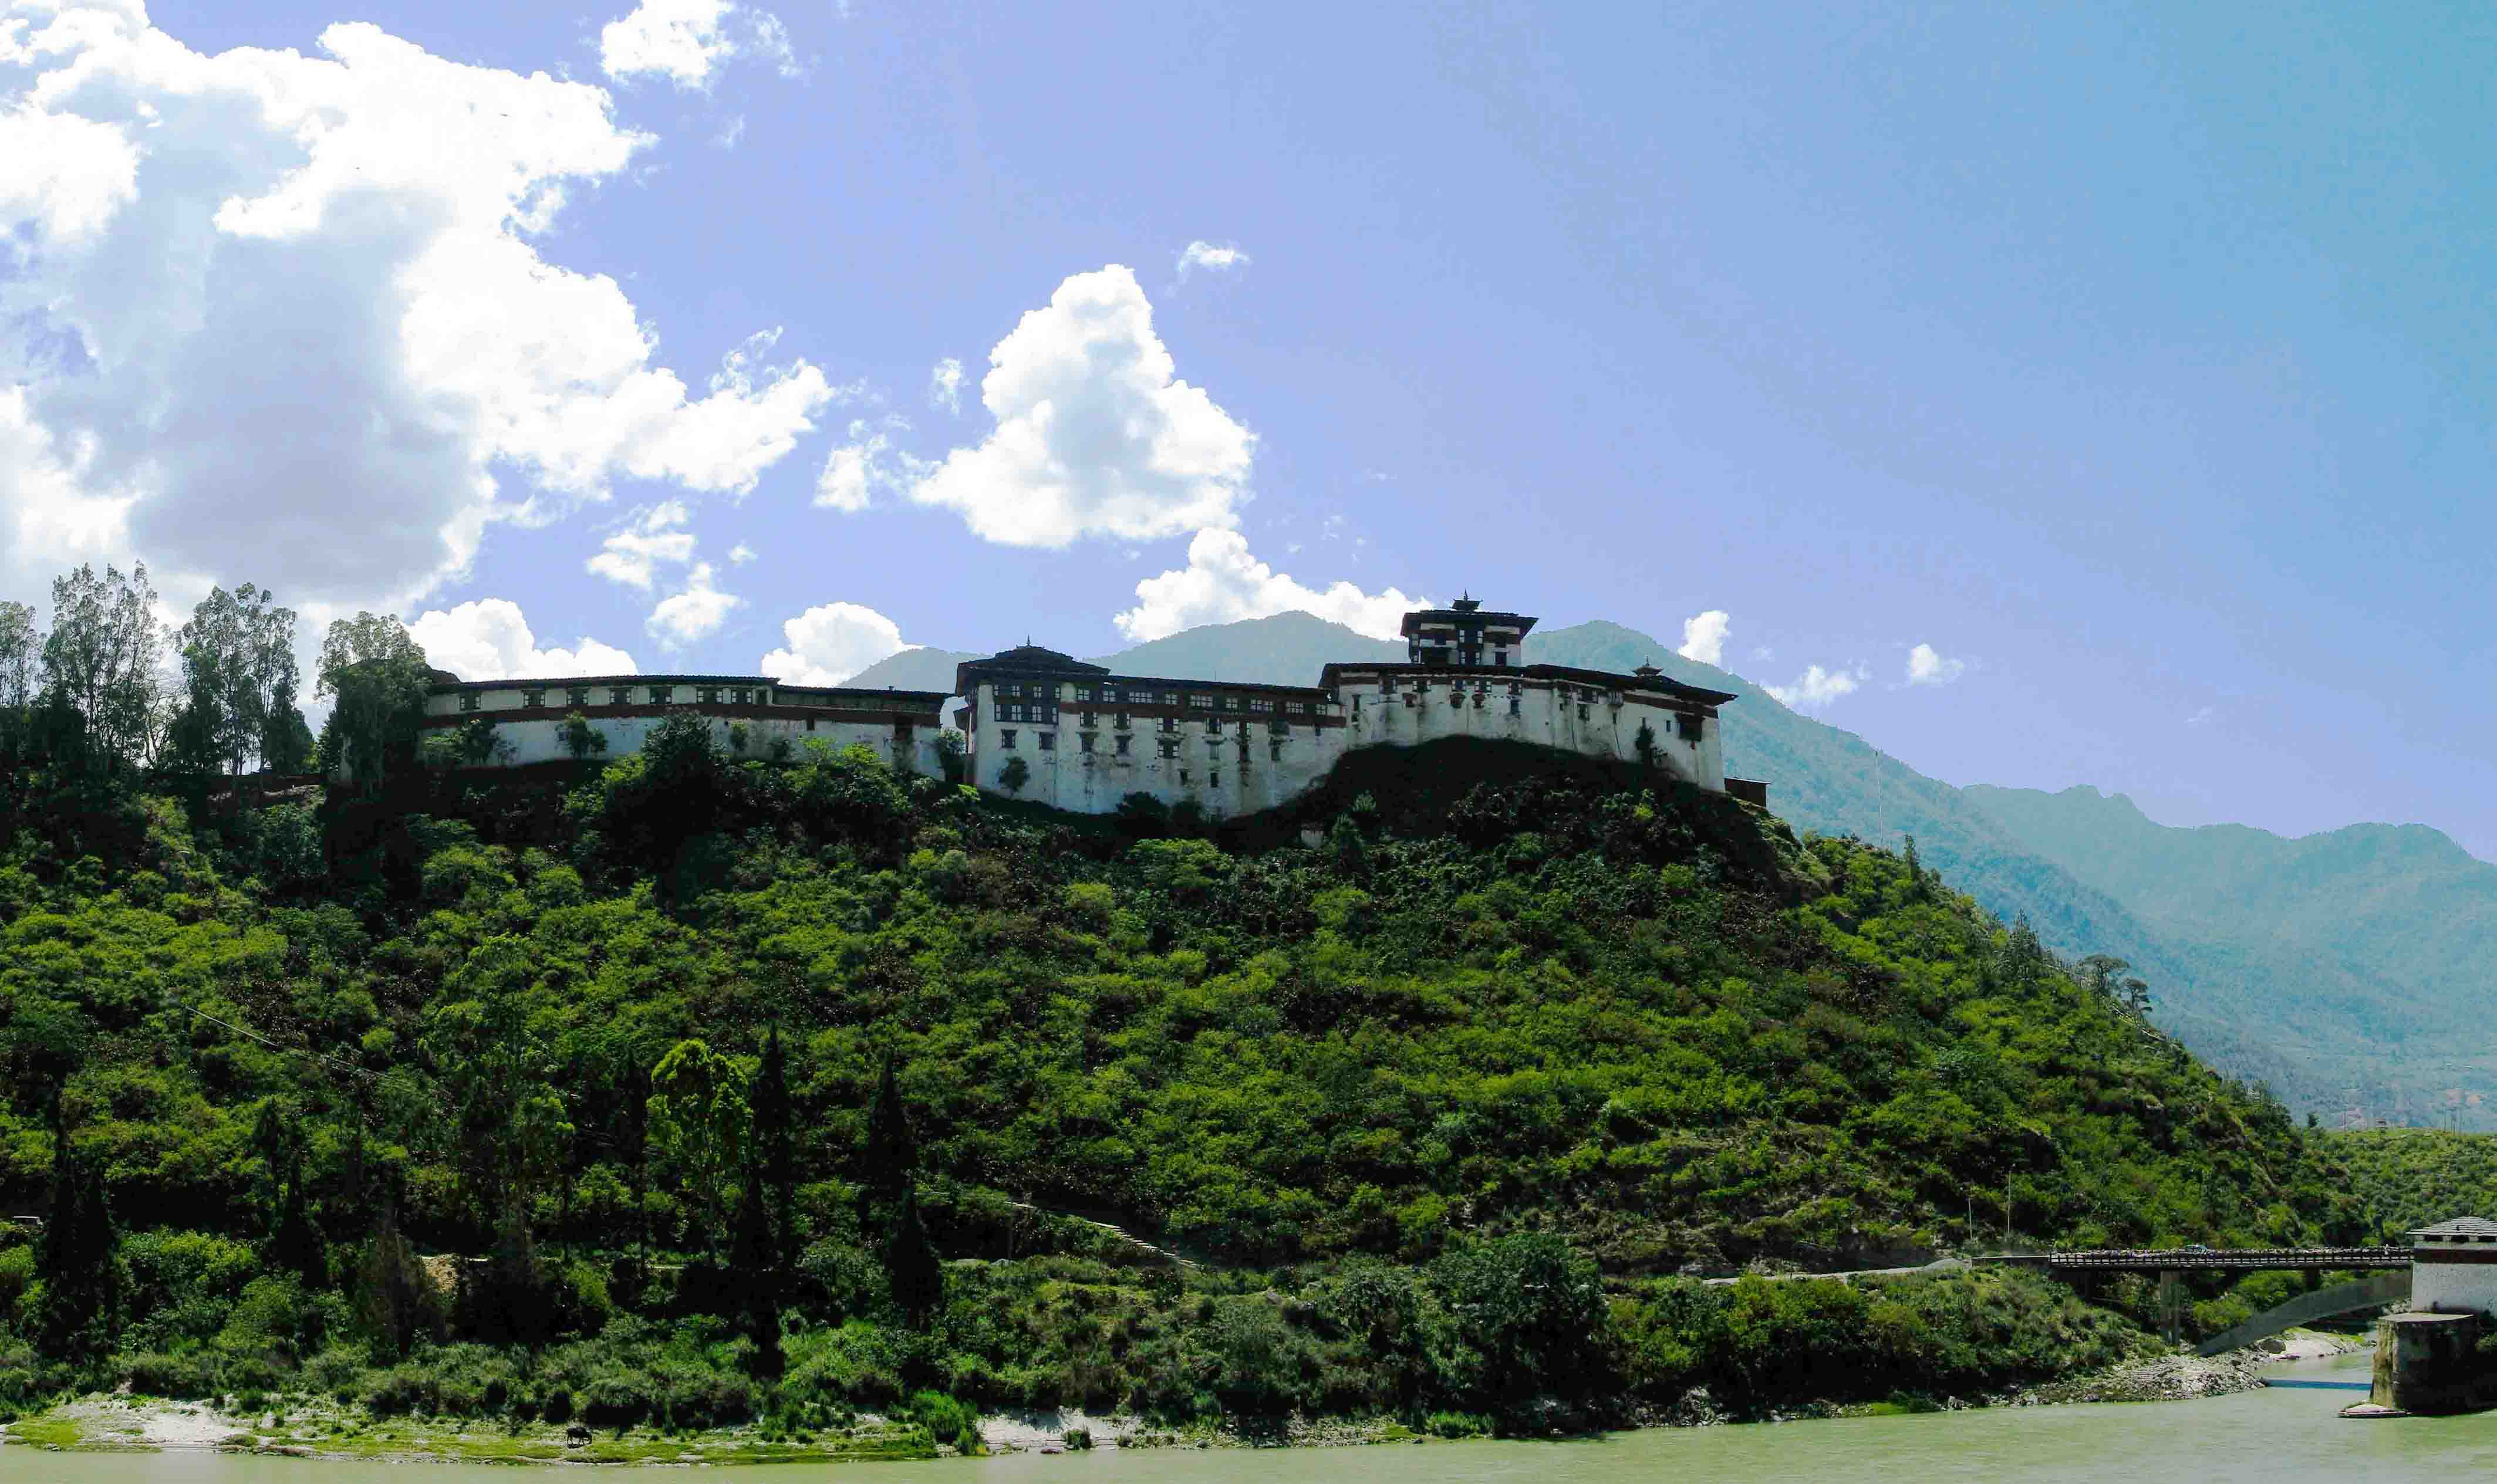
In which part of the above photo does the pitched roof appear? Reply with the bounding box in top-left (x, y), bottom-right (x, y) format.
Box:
top-left (2410, 1216), bottom-right (2497, 1238)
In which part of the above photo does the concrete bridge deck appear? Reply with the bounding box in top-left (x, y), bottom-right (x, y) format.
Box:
top-left (1979, 1246), bottom-right (2408, 1274)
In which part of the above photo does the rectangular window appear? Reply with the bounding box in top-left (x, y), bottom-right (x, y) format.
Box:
top-left (1493, 650), bottom-right (1509, 667)
top-left (1288, 700), bottom-right (1308, 714)
top-left (1078, 732), bottom-right (1094, 753)
top-left (1676, 713), bottom-right (1703, 742)
top-left (731, 688), bottom-right (750, 706)
top-left (1160, 716), bottom-right (1178, 732)
top-left (1075, 685), bottom-right (1093, 702)
top-left (1179, 768), bottom-right (1190, 784)
top-left (1158, 737), bottom-right (1177, 759)
top-left (698, 687), bottom-right (720, 705)
top-left (1250, 698), bottom-right (1273, 712)
top-left (610, 687), bottom-right (632, 706)
top-left (1037, 732), bottom-right (1055, 751)
top-left (1161, 691), bottom-right (1179, 705)
top-left (1000, 729), bottom-right (1018, 750)
top-left (1189, 694), bottom-right (1213, 709)
top-left (649, 685), bottom-right (674, 704)
top-left (566, 687), bottom-right (589, 707)
top-left (1510, 698), bottom-right (1521, 715)
top-left (460, 692), bottom-right (480, 712)
top-left (1268, 741), bottom-right (1283, 762)
top-left (807, 716), bottom-right (817, 731)
top-left (1116, 733), bottom-right (1132, 755)
top-left (522, 689), bottom-right (546, 708)
top-left (1209, 770), bottom-right (1219, 788)
top-left (1114, 711), bottom-right (1131, 729)
top-left (1578, 704), bottom-right (1590, 721)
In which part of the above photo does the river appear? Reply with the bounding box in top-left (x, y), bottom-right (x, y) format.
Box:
top-left (21, 1354), bottom-right (2497, 1483)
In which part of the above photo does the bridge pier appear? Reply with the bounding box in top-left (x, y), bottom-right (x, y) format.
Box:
top-left (2157, 1270), bottom-right (2186, 1344)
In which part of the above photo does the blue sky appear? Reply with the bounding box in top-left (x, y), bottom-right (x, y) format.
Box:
top-left (6, 1), bottom-right (2493, 855)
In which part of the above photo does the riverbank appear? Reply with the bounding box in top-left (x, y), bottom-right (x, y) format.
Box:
top-left (0, 1331), bottom-right (2379, 1466)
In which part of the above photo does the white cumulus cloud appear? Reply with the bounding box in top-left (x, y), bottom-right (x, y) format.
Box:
top-left (646, 561), bottom-right (741, 648)
top-left (0, 2), bottom-right (835, 618)
top-left (1114, 528), bottom-right (1425, 644)
top-left (585, 501), bottom-right (697, 590)
top-left (727, 542), bottom-right (756, 564)
top-left (907, 265), bottom-right (1255, 547)
top-left (758, 600), bottom-right (911, 686)
top-left (598, 0), bottom-right (796, 89)
top-left (1905, 642), bottom-right (1966, 686)
top-left (1676, 610), bottom-right (1730, 667)
top-left (928, 357), bottom-right (963, 414)
top-left (410, 598), bottom-right (637, 680)
top-left (1175, 240), bottom-right (1250, 279)
top-left (1765, 664), bottom-right (1866, 712)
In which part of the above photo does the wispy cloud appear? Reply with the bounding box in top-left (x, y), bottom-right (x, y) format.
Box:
top-left (1175, 239), bottom-right (1251, 280)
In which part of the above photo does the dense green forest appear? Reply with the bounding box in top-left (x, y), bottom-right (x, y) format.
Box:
top-left (0, 572), bottom-right (2394, 1444)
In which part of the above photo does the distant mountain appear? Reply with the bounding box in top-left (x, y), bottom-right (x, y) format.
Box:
top-left (1963, 784), bottom-right (2497, 1126)
top-left (841, 646), bottom-right (984, 693)
top-left (1088, 610), bottom-right (1405, 682)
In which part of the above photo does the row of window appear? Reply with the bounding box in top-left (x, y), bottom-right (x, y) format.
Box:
top-left (991, 730), bottom-right (1294, 763)
top-left (993, 680), bottom-right (1330, 714)
top-left (459, 684), bottom-right (768, 713)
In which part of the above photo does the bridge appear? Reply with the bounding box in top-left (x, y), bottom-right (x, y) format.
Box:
top-left (1978, 1246), bottom-right (2410, 1275)
top-left (1975, 1247), bottom-right (2414, 1346)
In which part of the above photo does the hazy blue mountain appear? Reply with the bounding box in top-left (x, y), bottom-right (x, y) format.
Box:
top-left (841, 646), bottom-right (984, 693)
top-left (1965, 784), bottom-right (2497, 1125)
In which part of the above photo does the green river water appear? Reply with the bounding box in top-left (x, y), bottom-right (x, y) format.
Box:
top-left (17, 1354), bottom-right (2497, 1483)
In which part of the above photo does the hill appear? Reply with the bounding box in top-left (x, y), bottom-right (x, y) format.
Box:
top-left (0, 722), bottom-right (2358, 1439)
top-left (848, 609), bottom-right (2489, 1124)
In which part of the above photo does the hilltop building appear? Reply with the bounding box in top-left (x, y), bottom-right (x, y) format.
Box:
top-left (953, 596), bottom-right (1753, 817)
top-left (409, 594), bottom-right (1762, 819)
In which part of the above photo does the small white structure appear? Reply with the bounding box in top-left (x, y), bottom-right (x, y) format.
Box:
top-left (954, 595), bottom-right (1759, 819)
top-left (2408, 1217), bottom-right (2497, 1314)
top-left (415, 671), bottom-right (950, 775)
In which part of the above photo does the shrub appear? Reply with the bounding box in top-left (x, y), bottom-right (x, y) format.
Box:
top-left (906, 1389), bottom-right (980, 1452)
top-left (1063, 1424), bottom-right (1093, 1449)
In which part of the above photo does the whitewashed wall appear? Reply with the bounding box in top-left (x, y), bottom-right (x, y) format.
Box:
top-left (965, 669), bottom-right (1726, 819)
top-left (419, 695), bottom-right (938, 776)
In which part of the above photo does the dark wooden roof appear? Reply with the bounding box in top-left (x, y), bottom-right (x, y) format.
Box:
top-left (1316, 660), bottom-right (1737, 708)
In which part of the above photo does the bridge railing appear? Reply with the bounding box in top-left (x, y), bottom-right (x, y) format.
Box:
top-left (1977, 1246), bottom-right (2408, 1273)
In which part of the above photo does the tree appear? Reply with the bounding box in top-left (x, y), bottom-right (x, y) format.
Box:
top-left (882, 1185), bottom-right (943, 1326)
top-left (1902, 834), bottom-right (1928, 901)
top-left (355, 1190), bottom-right (446, 1359)
top-left (455, 714), bottom-right (512, 766)
top-left (998, 754), bottom-right (1030, 796)
top-left (177, 582), bottom-right (299, 781)
top-left (1633, 719), bottom-right (1660, 772)
top-left (862, 1050), bottom-right (917, 1206)
top-left (41, 562), bottom-right (164, 762)
top-left (259, 677), bottom-right (316, 775)
top-left (316, 612), bottom-right (431, 785)
top-left (0, 599), bottom-right (39, 711)
top-left (420, 968), bottom-right (573, 1232)
top-left (649, 1039), bottom-right (750, 1252)
top-left (751, 1027), bottom-right (798, 1265)
top-left (254, 1099), bottom-right (326, 1288)
top-left (36, 1113), bottom-right (122, 1363)
top-left (561, 710), bottom-right (610, 762)
top-left (2077, 954), bottom-right (2131, 1003)
top-left (728, 1162), bottom-right (784, 1374)
top-left (933, 727), bottom-right (968, 784)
